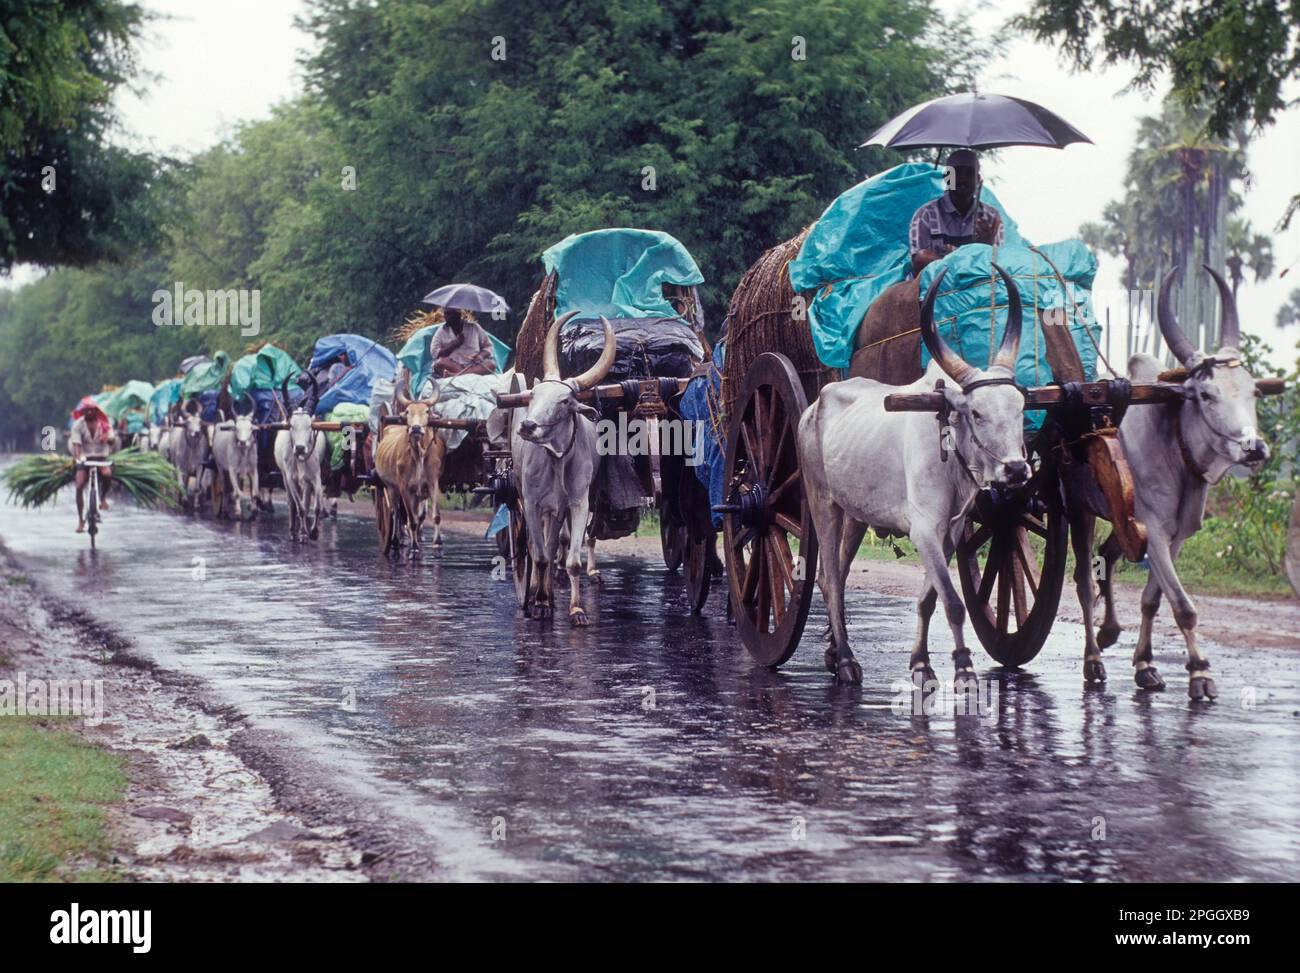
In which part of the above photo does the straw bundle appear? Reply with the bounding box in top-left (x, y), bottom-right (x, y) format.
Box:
top-left (720, 226), bottom-right (833, 420)
top-left (514, 272), bottom-right (557, 383)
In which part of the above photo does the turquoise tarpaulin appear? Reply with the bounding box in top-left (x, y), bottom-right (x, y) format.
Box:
top-left (541, 228), bottom-right (704, 319)
top-left (179, 351), bottom-right (231, 399)
top-left (788, 162), bottom-right (1022, 369)
top-left (918, 241), bottom-right (1103, 432)
top-left (229, 344), bottom-right (301, 400)
top-left (148, 378), bottom-right (182, 424)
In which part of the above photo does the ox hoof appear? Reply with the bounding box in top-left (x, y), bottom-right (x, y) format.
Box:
top-left (1083, 657), bottom-right (1107, 685)
top-left (1188, 674), bottom-right (1217, 702)
top-left (533, 603), bottom-right (553, 620)
top-left (1134, 666), bottom-right (1166, 692)
top-left (1097, 621), bottom-right (1121, 649)
top-left (569, 608), bottom-right (589, 627)
top-left (309, 527), bottom-right (319, 540)
top-left (833, 657), bottom-right (863, 685)
top-left (587, 570), bottom-right (602, 584)
top-left (910, 662), bottom-right (937, 687)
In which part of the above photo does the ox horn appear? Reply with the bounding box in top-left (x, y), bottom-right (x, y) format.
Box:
top-left (1203, 264), bottom-right (1241, 351)
top-left (991, 262), bottom-right (1023, 373)
top-left (918, 268), bottom-right (976, 388)
top-left (542, 310), bottom-right (581, 381)
top-left (571, 316), bottom-right (617, 391)
top-left (1156, 268), bottom-right (1201, 367)
top-left (393, 366), bottom-right (413, 411)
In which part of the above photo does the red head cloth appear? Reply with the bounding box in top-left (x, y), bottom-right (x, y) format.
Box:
top-left (72, 397), bottom-right (111, 439)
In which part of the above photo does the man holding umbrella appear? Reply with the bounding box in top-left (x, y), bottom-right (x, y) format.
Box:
top-left (421, 283), bottom-right (509, 379)
top-left (429, 307), bottom-right (498, 378)
top-left (908, 148), bottom-right (1004, 275)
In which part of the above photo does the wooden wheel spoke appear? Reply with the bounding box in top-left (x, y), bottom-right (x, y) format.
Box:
top-left (769, 526), bottom-right (796, 596)
top-left (767, 468), bottom-right (800, 507)
top-left (996, 566), bottom-right (1010, 632)
top-left (977, 537), bottom-right (1003, 603)
top-left (1014, 530), bottom-right (1040, 595)
top-left (960, 522), bottom-right (992, 555)
top-left (1021, 513), bottom-right (1048, 538)
top-left (1009, 553), bottom-right (1028, 627)
top-left (772, 510), bottom-right (802, 540)
top-left (741, 542), bottom-right (762, 602)
top-left (753, 391), bottom-right (770, 480)
top-left (765, 541), bottom-right (785, 628)
top-left (740, 422), bottom-right (764, 481)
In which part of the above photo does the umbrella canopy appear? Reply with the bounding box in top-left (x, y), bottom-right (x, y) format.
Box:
top-left (862, 93), bottom-right (1091, 151)
top-left (420, 283), bottom-right (510, 316)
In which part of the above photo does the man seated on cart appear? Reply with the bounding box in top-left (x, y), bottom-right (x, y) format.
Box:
top-left (909, 148), bottom-right (1005, 275)
top-left (68, 397), bottom-right (118, 533)
top-left (429, 307), bottom-right (499, 378)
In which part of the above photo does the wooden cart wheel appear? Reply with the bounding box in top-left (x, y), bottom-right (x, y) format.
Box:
top-left (721, 353), bottom-right (818, 668)
top-left (511, 505), bottom-right (532, 612)
top-left (684, 534), bottom-right (712, 614)
top-left (955, 463), bottom-right (1069, 668)
top-left (660, 514), bottom-right (686, 572)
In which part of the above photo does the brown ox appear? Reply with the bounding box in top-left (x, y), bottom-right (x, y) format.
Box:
top-left (374, 371), bottom-right (446, 558)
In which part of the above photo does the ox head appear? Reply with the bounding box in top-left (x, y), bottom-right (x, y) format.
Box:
top-left (517, 311), bottom-right (616, 458)
top-left (146, 424), bottom-right (164, 450)
top-left (182, 398), bottom-right (205, 446)
top-left (232, 395), bottom-right (256, 450)
top-left (920, 264), bottom-right (1030, 489)
top-left (281, 376), bottom-right (318, 461)
top-left (1157, 266), bottom-right (1270, 476)
top-left (392, 367), bottom-right (440, 457)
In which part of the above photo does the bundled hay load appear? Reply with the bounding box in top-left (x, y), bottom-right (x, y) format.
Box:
top-left (719, 225), bottom-right (831, 419)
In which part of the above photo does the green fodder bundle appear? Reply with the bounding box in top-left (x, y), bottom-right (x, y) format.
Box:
top-left (4, 449), bottom-right (179, 510)
top-left (720, 225), bottom-right (832, 420)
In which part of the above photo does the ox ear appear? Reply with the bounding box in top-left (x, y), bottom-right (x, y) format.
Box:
top-left (575, 402), bottom-right (599, 421)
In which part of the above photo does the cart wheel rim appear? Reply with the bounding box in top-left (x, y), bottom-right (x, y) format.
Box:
top-left (684, 534), bottom-right (712, 614)
top-left (721, 353), bottom-right (818, 668)
top-left (660, 516), bottom-right (686, 572)
top-left (956, 465), bottom-right (1068, 668)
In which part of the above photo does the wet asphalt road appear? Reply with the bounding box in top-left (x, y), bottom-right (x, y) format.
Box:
top-left (2, 495), bottom-right (1298, 882)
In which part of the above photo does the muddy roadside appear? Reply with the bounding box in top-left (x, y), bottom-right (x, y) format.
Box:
top-left (1, 542), bottom-right (411, 882)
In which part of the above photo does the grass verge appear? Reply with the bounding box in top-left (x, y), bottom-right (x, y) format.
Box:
top-left (0, 718), bottom-right (126, 882)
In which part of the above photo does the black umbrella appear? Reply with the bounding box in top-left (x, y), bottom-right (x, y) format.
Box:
top-left (420, 283), bottom-right (510, 315)
top-left (861, 92), bottom-right (1092, 151)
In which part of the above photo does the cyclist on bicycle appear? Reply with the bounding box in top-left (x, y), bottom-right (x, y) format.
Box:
top-left (69, 397), bottom-right (117, 533)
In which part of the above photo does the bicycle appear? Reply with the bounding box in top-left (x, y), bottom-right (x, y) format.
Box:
top-left (81, 459), bottom-right (113, 549)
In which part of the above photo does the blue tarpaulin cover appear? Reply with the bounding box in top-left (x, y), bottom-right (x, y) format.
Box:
top-left (148, 379), bottom-right (182, 425)
top-left (788, 162), bottom-right (1022, 369)
top-left (680, 342), bottom-right (727, 528)
top-left (308, 333), bottom-right (398, 416)
top-left (542, 228), bottom-right (704, 319)
top-left (918, 241), bottom-right (1102, 431)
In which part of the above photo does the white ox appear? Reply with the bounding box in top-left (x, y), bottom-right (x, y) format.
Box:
top-left (211, 403), bottom-right (260, 520)
top-left (798, 265), bottom-right (1030, 685)
top-left (1089, 266), bottom-right (1272, 700)
top-left (509, 311), bottom-right (616, 625)
top-left (274, 381), bottom-right (326, 542)
top-left (172, 402), bottom-right (212, 511)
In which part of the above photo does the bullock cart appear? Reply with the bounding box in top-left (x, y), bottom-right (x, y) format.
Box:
top-left (713, 163), bottom-right (1204, 672)
top-left (500, 228), bottom-right (714, 617)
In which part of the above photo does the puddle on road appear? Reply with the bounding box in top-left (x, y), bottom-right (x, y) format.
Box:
top-left (2, 496), bottom-right (1297, 881)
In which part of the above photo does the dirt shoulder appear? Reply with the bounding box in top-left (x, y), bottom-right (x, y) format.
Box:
top-left (0, 545), bottom-right (367, 882)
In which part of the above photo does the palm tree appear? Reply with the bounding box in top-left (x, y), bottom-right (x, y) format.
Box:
top-left (1226, 218), bottom-right (1275, 299)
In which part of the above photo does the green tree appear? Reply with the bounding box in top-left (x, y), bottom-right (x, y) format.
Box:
top-left (1014, 0), bottom-right (1300, 137)
top-left (0, 0), bottom-right (170, 270)
top-left (292, 0), bottom-right (983, 337)
top-left (1278, 288), bottom-right (1300, 328)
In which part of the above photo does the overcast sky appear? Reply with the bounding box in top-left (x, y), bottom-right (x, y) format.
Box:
top-left (7, 0), bottom-right (1299, 366)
